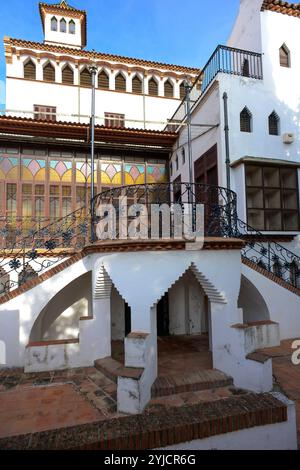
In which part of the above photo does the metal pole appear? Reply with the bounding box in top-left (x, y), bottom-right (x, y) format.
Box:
top-left (223, 92), bottom-right (231, 190)
top-left (185, 82), bottom-right (193, 188)
top-left (89, 64), bottom-right (97, 241)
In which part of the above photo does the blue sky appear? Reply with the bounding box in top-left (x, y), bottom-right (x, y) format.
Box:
top-left (0, 0), bottom-right (240, 106)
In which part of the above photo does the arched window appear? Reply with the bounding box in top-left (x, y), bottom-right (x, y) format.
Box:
top-left (115, 73), bottom-right (126, 92)
top-left (51, 17), bottom-right (58, 32)
top-left (24, 59), bottom-right (36, 80)
top-left (148, 78), bottom-right (158, 96)
top-left (80, 68), bottom-right (92, 87)
top-left (132, 75), bottom-right (142, 94)
top-left (69, 20), bottom-right (75, 34)
top-left (98, 70), bottom-right (109, 89)
top-left (242, 59), bottom-right (250, 77)
top-left (279, 44), bottom-right (290, 68)
top-left (60, 18), bottom-right (67, 33)
top-left (268, 111), bottom-right (280, 136)
top-left (43, 62), bottom-right (55, 82)
top-left (62, 64), bottom-right (74, 85)
top-left (240, 107), bottom-right (252, 133)
top-left (164, 79), bottom-right (174, 98)
top-left (182, 148), bottom-right (185, 165)
top-left (180, 82), bottom-right (186, 100)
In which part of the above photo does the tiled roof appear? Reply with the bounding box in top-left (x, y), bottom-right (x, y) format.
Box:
top-left (261, 1), bottom-right (300, 17)
top-left (6, 37), bottom-right (200, 74)
top-left (39, 1), bottom-right (86, 15)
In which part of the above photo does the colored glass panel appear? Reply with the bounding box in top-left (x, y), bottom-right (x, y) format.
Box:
top-left (50, 160), bottom-right (72, 181)
top-left (76, 162), bottom-right (97, 183)
top-left (147, 165), bottom-right (167, 183)
top-left (22, 159), bottom-right (46, 181)
top-left (124, 164), bottom-right (145, 185)
top-left (101, 163), bottom-right (122, 185)
top-left (0, 156), bottom-right (18, 180)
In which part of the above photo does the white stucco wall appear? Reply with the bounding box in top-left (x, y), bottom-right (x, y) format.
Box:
top-left (227, 0), bottom-right (263, 53)
top-left (110, 285), bottom-right (125, 341)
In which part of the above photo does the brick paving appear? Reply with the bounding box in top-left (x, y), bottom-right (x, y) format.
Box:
top-left (259, 339), bottom-right (300, 446)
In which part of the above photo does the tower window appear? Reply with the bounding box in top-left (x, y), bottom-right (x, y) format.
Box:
top-left (43, 63), bottom-right (55, 82)
top-left (279, 44), bottom-right (290, 68)
top-left (240, 107), bottom-right (252, 133)
top-left (180, 82), bottom-right (186, 100)
top-left (148, 78), bottom-right (158, 96)
top-left (69, 20), bottom-right (75, 34)
top-left (268, 111), bottom-right (280, 136)
top-left (62, 65), bottom-right (74, 85)
top-left (182, 148), bottom-right (185, 165)
top-left (132, 75), bottom-right (142, 94)
top-left (51, 17), bottom-right (58, 32)
top-left (164, 80), bottom-right (174, 98)
top-left (80, 68), bottom-right (92, 87)
top-left (98, 70), bottom-right (109, 89)
top-left (115, 73), bottom-right (126, 92)
top-left (24, 60), bottom-right (36, 80)
top-left (242, 59), bottom-right (250, 77)
top-left (60, 18), bottom-right (67, 33)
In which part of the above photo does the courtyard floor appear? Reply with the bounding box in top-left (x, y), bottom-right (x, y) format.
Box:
top-left (0, 337), bottom-right (298, 448)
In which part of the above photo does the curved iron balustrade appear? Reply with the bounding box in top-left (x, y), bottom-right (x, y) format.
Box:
top-left (0, 182), bottom-right (299, 295)
top-left (92, 182), bottom-right (238, 239)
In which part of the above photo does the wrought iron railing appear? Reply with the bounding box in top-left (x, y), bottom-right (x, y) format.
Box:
top-left (236, 218), bottom-right (300, 289)
top-left (166, 45), bottom-right (263, 132)
top-left (92, 182), bottom-right (238, 239)
top-left (0, 206), bottom-right (90, 293)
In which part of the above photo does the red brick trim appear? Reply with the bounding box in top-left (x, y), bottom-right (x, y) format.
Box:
top-left (0, 393), bottom-right (287, 450)
top-left (26, 338), bottom-right (79, 348)
top-left (242, 257), bottom-right (300, 297)
top-left (94, 358), bottom-right (143, 382)
top-left (261, 1), bottom-right (300, 19)
top-left (0, 252), bottom-right (84, 305)
top-left (232, 320), bottom-right (278, 330)
top-left (79, 316), bottom-right (93, 321)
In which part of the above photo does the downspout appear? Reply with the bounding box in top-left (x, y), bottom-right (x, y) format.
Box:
top-left (222, 92), bottom-right (231, 190)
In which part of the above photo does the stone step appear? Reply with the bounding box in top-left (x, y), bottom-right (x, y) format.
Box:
top-left (94, 357), bottom-right (143, 383)
top-left (151, 369), bottom-right (233, 398)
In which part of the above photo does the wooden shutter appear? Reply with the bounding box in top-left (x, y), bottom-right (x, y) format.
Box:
top-left (164, 80), bottom-right (173, 98)
top-left (148, 78), bottom-right (158, 96)
top-left (43, 63), bottom-right (55, 82)
top-left (132, 76), bottom-right (142, 94)
top-left (80, 69), bottom-right (92, 87)
top-left (24, 61), bottom-right (36, 80)
top-left (115, 74), bottom-right (126, 92)
top-left (279, 46), bottom-right (289, 67)
top-left (62, 66), bottom-right (74, 85)
top-left (98, 71), bottom-right (109, 89)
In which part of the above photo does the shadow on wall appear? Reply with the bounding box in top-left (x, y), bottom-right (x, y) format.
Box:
top-left (238, 274), bottom-right (270, 323)
top-left (29, 271), bottom-right (92, 342)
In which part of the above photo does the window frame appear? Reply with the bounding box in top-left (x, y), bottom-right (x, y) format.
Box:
top-left (104, 112), bottom-right (125, 128)
top-left (240, 107), bottom-right (252, 133)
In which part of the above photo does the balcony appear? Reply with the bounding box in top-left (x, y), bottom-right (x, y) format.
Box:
top-left (166, 45), bottom-right (263, 131)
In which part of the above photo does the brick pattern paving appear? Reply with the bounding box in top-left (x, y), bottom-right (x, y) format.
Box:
top-left (258, 339), bottom-right (300, 446)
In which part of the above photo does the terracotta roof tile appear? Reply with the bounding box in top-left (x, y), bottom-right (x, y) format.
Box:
top-left (6, 37), bottom-right (200, 74)
top-left (261, 1), bottom-right (300, 18)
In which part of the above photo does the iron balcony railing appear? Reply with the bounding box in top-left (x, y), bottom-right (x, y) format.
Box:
top-left (166, 44), bottom-right (263, 132)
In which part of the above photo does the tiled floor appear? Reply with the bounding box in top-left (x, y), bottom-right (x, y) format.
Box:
top-left (259, 339), bottom-right (300, 445)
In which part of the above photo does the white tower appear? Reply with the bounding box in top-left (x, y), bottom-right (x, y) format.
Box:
top-left (39, 1), bottom-right (87, 49)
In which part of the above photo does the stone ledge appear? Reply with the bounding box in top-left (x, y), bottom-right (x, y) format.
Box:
top-left (26, 338), bottom-right (79, 348)
top-left (246, 352), bottom-right (270, 364)
top-left (94, 357), bottom-right (144, 382)
top-left (0, 393), bottom-right (287, 450)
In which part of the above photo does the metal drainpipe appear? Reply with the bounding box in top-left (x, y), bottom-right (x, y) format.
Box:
top-left (185, 82), bottom-right (193, 204)
top-left (89, 63), bottom-right (98, 241)
top-left (223, 92), bottom-right (231, 190)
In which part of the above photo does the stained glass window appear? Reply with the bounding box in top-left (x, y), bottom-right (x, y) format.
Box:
top-left (50, 160), bottom-right (72, 182)
top-left (0, 156), bottom-right (18, 180)
top-left (124, 164), bottom-right (145, 185)
top-left (147, 165), bottom-right (167, 184)
top-left (101, 163), bottom-right (122, 185)
top-left (75, 162), bottom-right (97, 183)
top-left (22, 159), bottom-right (46, 181)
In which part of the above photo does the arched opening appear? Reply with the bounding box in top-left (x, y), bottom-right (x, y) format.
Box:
top-left (268, 111), bottom-right (280, 136)
top-left (43, 62), bottom-right (55, 82)
top-left (29, 271), bottom-right (92, 342)
top-left (242, 58), bottom-right (250, 77)
top-left (238, 275), bottom-right (270, 323)
top-left (24, 59), bottom-right (36, 80)
top-left (279, 44), bottom-right (290, 68)
top-left (51, 16), bottom-right (57, 32)
top-left (148, 77), bottom-right (158, 96)
top-left (179, 82), bottom-right (186, 100)
top-left (98, 70), bottom-right (109, 89)
top-left (80, 67), bottom-right (92, 87)
top-left (110, 285), bottom-right (131, 363)
top-left (69, 19), bottom-right (75, 34)
top-left (62, 64), bottom-right (74, 85)
top-left (164, 79), bottom-right (174, 98)
top-left (115, 73), bottom-right (126, 92)
top-left (132, 75), bottom-right (142, 94)
top-left (60, 18), bottom-right (67, 33)
top-left (240, 106), bottom-right (252, 133)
